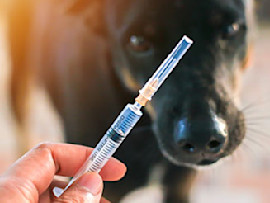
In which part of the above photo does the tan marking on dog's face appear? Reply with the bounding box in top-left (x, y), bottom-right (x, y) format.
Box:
top-left (241, 45), bottom-right (253, 71)
top-left (233, 48), bottom-right (253, 104)
top-left (145, 103), bottom-right (156, 119)
top-left (121, 68), bottom-right (141, 91)
top-left (121, 68), bottom-right (158, 118)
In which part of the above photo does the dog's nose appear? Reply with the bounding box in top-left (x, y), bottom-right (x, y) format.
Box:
top-left (177, 133), bottom-right (226, 154)
top-left (175, 117), bottom-right (227, 155)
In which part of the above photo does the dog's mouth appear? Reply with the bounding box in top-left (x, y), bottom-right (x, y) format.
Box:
top-left (197, 158), bottom-right (219, 166)
top-left (180, 159), bottom-right (220, 168)
top-left (160, 147), bottom-right (223, 168)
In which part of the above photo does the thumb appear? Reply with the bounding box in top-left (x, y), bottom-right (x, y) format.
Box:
top-left (55, 172), bottom-right (103, 203)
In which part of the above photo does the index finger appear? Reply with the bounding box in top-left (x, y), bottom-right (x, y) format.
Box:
top-left (5, 143), bottom-right (126, 195)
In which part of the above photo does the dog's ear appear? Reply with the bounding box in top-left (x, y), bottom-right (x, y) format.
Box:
top-left (68, 0), bottom-right (106, 37)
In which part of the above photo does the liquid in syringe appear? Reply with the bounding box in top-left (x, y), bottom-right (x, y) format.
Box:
top-left (54, 35), bottom-right (193, 197)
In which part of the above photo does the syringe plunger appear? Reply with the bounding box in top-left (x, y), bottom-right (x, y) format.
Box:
top-left (54, 35), bottom-right (193, 198)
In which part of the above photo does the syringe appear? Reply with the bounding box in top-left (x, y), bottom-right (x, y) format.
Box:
top-left (54, 35), bottom-right (193, 197)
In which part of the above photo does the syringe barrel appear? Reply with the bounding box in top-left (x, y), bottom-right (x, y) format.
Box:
top-left (54, 35), bottom-right (193, 198)
top-left (85, 104), bottom-right (142, 172)
top-left (53, 130), bottom-right (122, 198)
top-left (78, 104), bottom-right (143, 173)
top-left (54, 104), bottom-right (143, 197)
top-left (111, 104), bottom-right (143, 136)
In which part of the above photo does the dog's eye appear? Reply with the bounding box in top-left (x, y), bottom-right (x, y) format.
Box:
top-left (128, 35), bottom-right (152, 52)
top-left (222, 22), bottom-right (246, 39)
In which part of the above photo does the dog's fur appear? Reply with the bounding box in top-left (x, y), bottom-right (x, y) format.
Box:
top-left (8, 0), bottom-right (253, 202)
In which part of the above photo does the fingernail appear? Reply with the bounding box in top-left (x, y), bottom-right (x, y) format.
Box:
top-left (77, 172), bottom-right (102, 196)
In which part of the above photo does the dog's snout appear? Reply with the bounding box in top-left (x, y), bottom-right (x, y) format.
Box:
top-left (174, 116), bottom-right (228, 164)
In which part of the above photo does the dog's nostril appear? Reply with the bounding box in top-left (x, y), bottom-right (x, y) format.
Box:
top-left (208, 140), bottom-right (221, 149)
top-left (207, 139), bottom-right (223, 153)
top-left (183, 143), bottom-right (196, 153)
top-left (177, 139), bottom-right (196, 153)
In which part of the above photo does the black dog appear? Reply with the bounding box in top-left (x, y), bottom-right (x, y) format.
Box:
top-left (8, 0), bottom-right (253, 202)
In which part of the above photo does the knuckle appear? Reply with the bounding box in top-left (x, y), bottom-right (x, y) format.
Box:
top-left (34, 142), bottom-right (53, 150)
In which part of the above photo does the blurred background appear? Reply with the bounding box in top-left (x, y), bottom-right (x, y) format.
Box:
top-left (0, 1), bottom-right (270, 202)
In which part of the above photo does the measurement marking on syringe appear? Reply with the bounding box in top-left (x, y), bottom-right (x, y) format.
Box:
top-left (53, 36), bottom-right (193, 198)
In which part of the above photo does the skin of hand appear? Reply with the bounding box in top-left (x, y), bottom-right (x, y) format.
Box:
top-left (0, 143), bottom-right (127, 203)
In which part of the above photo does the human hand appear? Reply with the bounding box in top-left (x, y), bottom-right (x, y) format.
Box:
top-left (0, 143), bottom-right (127, 202)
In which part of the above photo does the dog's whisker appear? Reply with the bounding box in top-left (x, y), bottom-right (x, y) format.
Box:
top-left (244, 130), bottom-right (270, 154)
top-left (246, 131), bottom-right (270, 144)
top-left (244, 115), bottom-right (270, 121)
top-left (246, 119), bottom-right (268, 128)
top-left (243, 112), bottom-right (270, 121)
top-left (241, 141), bottom-right (258, 157)
top-left (245, 136), bottom-right (262, 146)
top-left (245, 123), bottom-right (261, 126)
top-left (227, 144), bottom-right (246, 164)
top-left (242, 107), bottom-right (270, 118)
top-left (240, 115), bottom-right (270, 124)
top-left (233, 144), bottom-right (249, 163)
top-left (245, 136), bottom-right (267, 150)
top-left (242, 139), bottom-right (263, 155)
top-left (245, 123), bottom-right (270, 130)
top-left (240, 98), bottom-right (270, 113)
top-left (246, 137), bottom-right (270, 148)
top-left (246, 128), bottom-right (270, 139)
top-left (246, 135), bottom-right (270, 144)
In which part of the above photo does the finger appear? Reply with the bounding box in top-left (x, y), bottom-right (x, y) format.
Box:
top-left (39, 179), bottom-right (68, 202)
top-left (54, 172), bottom-right (103, 203)
top-left (101, 197), bottom-right (111, 203)
top-left (40, 182), bottom-right (111, 203)
top-left (4, 143), bottom-right (126, 197)
top-left (99, 157), bottom-right (127, 181)
top-left (40, 180), bottom-right (111, 203)
top-left (34, 143), bottom-right (127, 179)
